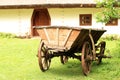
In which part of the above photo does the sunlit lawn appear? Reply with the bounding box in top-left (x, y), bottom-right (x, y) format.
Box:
top-left (0, 38), bottom-right (120, 80)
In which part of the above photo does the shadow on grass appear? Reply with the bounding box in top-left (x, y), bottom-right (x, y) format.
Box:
top-left (46, 59), bottom-right (83, 77)
top-left (45, 59), bottom-right (111, 77)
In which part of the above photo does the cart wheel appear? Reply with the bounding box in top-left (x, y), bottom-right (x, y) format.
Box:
top-left (60, 56), bottom-right (68, 64)
top-left (81, 42), bottom-right (93, 76)
top-left (38, 41), bottom-right (51, 72)
top-left (97, 41), bottom-right (106, 65)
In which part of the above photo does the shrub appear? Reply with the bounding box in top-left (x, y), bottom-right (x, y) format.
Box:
top-left (0, 32), bottom-right (16, 38)
top-left (112, 42), bottom-right (120, 58)
top-left (101, 34), bottom-right (120, 41)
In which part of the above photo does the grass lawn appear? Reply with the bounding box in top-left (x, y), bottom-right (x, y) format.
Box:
top-left (0, 38), bottom-right (120, 80)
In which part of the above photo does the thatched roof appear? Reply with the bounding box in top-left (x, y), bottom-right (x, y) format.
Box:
top-left (0, 0), bottom-right (96, 5)
top-left (0, 0), bottom-right (97, 9)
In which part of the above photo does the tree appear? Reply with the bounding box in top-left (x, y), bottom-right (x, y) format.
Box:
top-left (96, 0), bottom-right (120, 24)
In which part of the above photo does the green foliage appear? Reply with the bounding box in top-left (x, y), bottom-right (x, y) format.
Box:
top-left (112, 41), bottom-right (120, 58)
top-left (101, 34), bottom-right (120, 41)
top-left (0, 32), bottom-right (16, 38)
top-left (96, 0), bottom-right (120, 23)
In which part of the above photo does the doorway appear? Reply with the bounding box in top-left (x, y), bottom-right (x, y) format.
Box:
top-left (31, 9), bottom-right (51, 36)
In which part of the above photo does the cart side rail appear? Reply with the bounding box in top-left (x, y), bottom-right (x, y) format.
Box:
top-left (68, 29), bottom-right (106, 53)
top-left (34, 26), bottom-right (81, 48)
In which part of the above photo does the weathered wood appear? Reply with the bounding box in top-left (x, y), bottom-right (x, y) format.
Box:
top-left (0, 4), bottom-right (97, 9)
top-left (37, 26), bottom-right (110, 75)
top-left (1, 3), bottom-right (119, 9)
top-left (44, 28), bottom-right (50, 44)
top-left (69, 30), bottom-right (89, 53)
top-left (35, 26), bottom-right (106, 51)
top-left (63, 29), bottom-right (72, 47)
top-left (89, 30), bottom-right (96, 60)
top-left (56, 28), bottom-right (59, 46)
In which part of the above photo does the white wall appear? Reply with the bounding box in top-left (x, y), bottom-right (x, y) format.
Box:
top-left (48, 8), bottom-right (100, 27)
top-left (48, 8), bottom-right (120, 35)
top-left (0, 8), bottom-right (119, 36)
top-left (0, 9), bottom-right (33, 36)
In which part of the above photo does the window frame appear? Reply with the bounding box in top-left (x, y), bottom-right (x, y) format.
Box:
top-left (105, 18), bottom-right (118, 26)
top-left (79, 14), bottom-right (92, 26)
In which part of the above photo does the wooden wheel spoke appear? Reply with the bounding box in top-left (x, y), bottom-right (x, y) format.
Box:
top-left (97, 41), bottom-right (106, 65)
top-left (85, 55), bottom-right (92, 62)
top-left (42, 58), bottom-right (48, 68)
top-left (60, 56), bottom-right (68, 64)
top-left (41, 56), bottom-right (45, 58)
top-left (41, 47), bottom-right (46, 53)
top-left (38, 41), bottom-right (51, 72)
top-left (81, 42), bottom-right (93, 76)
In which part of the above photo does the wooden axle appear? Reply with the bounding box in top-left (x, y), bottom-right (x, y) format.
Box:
top-left (96, 54), bottom-right (111, 58)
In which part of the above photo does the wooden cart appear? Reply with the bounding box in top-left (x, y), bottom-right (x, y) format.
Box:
top-left (36, 26), bottom-right (111, 76)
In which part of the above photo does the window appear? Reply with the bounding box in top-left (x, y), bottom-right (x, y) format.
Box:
top-left (106, 18), bottom-right (118, 26)
top-left (80, 14), bottom-right (92, 26)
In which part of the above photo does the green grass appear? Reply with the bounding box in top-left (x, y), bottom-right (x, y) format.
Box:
top-left (0, 38), bottom-right (120, 80)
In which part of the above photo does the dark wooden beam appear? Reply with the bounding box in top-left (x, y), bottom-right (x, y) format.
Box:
top-left (0, 4), bottom-right (97, 9)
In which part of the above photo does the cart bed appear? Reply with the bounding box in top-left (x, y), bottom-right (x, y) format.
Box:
top-left (34, 26), bottom-right (106, 52)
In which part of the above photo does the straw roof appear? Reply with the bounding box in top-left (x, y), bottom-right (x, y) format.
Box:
top-left (0, 0), bottom-right (97, 9)
top-left (0, 0), bottom-right (96, 5)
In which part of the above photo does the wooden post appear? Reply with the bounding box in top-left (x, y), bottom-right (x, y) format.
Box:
top-left (63, 29), bottom-right (72, 47)
top-left (56, 28), bottom-right (59, 46)
top-left (44, 28), bottom-right (50, 44)
top-left (89, 29), bottom-right (96, 60)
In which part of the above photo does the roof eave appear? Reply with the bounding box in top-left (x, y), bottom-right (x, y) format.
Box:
top-left (0, 4), bottom-right (97, 9)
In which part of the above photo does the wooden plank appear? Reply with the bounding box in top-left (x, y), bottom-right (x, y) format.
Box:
top-left (89, 32), bottom-right (96, 60)
top-left (63, 29), bottom-right (72, 47)
top-left (56, 28), bottom-right (59, 46)
top-left (0, 4), bottom-right (97, 9)
top-left (69, 30), bottom-right (89, 53)
top-left (44, 28), bottom-right (50, 44)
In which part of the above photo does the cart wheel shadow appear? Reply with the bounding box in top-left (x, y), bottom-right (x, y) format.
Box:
top-left (47, 60), bottom-right (83, 76)
top-left (89, 61), bottom-right (111, 73)
top-left (46, 60), bottom-right (111, 76)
